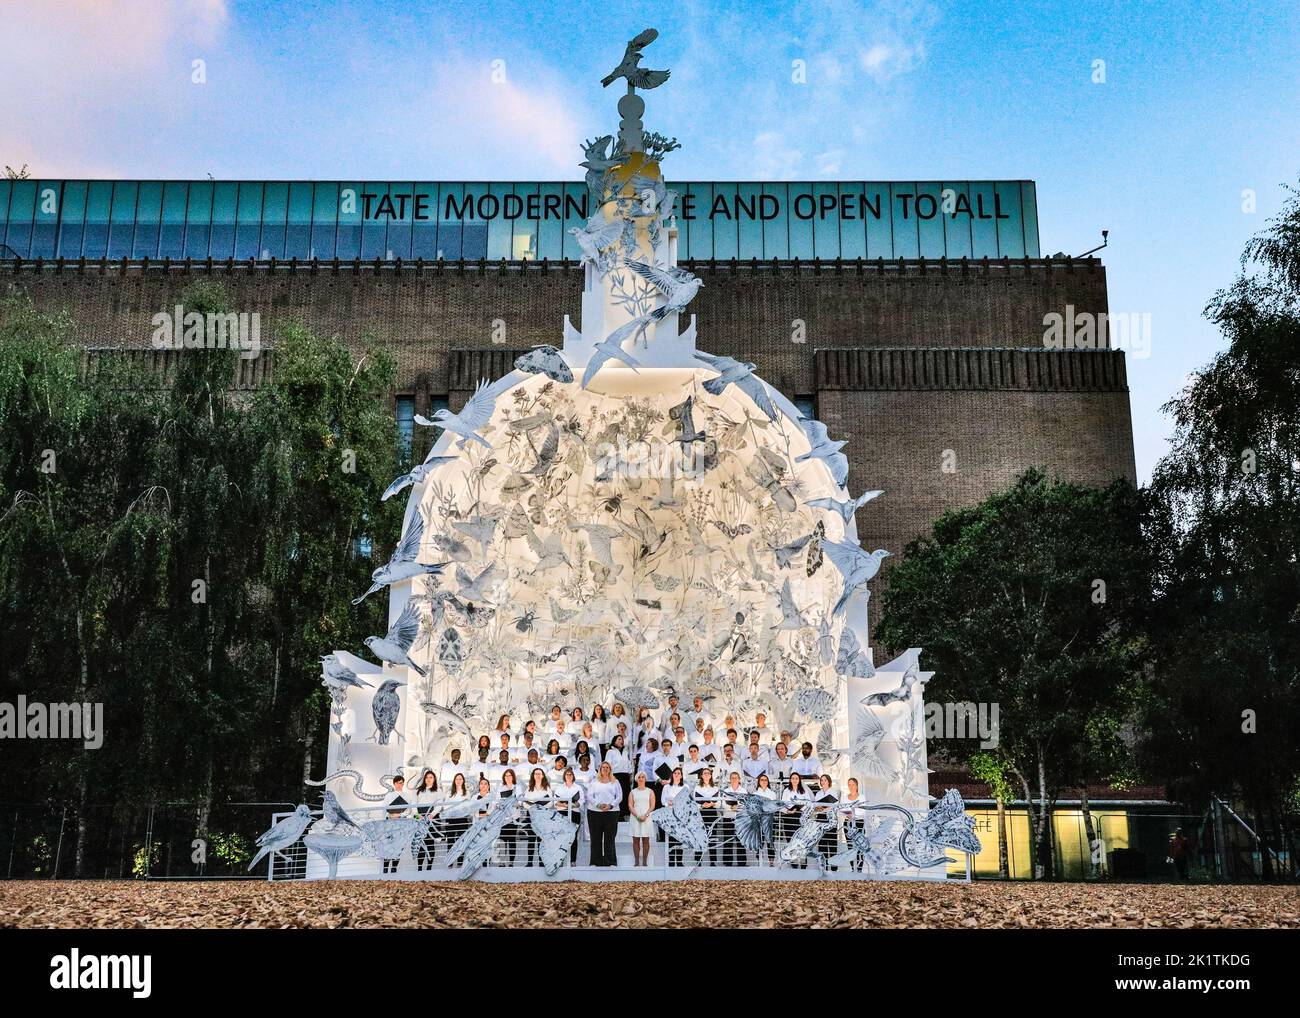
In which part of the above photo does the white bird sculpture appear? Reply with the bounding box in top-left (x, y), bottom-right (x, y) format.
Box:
top-left (804, 489), bottom-right (884, 525)
top-left (248, 804), bottom-right (313, 871)
top-left (693, 351), bottom-right (779, 421)
top-left (626, 259), bottom-right (703, 321)
top-left (363, 601), bottom-right (427, 676)
top-left (822, 540), bottom-right (890, 617)
top-left (795, 418), bottom-right (849, 487)
top-left (353, 513), bottom-right (447, 605)
top-left (581, 338), bottom-right (642, 389)
top-left (415, 377), bottom-right (508, 449)
top-left (600, 28), bottom-right (671, 91)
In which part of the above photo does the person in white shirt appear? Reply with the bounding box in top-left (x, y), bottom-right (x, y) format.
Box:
top-left (578, 725), bottom-right (601, 765)
top-left (635, 737), bottom-right (661, 793)
top-left (780, 772), bottom-right (811, 866)
top-left (722, 728), bottom-right (742, 760)
top-left (742, 744), bottom-right (769, 790)
top-left (659, 696), bottom-right (680, 735)
top-left (686, 696), bottom-right (712, 733)
top-left (544, 738), bottom-right (562, 764)
top-left (496, 768), bottom-right (521, 867)
top-left (606, 733), bottom-right (633, 818)
top-left (672, 726), bottom-right (689, 755)
top-left (716, 744), bottom-right (743, 786)
top-left (659, 737), bottom-right (681, 767)
top-left (753, 773), bottom-right (779, 865)
top-left (544, 704), bottom-right (564, 735)
top-left (813, 773), bottom-right (839, 861)
top-left (792, 742), bottom-right (822, 783)
top-left (570, 706), bottom-right (586, 730)
top-left (412, 769), bottom-right (442, 871)
top-left (745, 729), bottom-right (769, 763)
top-left (553, 719), bottom-right (573, 754)
top-left (440, 748), bottom-right (466, 790)
top-left (698, 728), bottom-right (720, 762)
top-left (589, 703), bottom-right (609, 747)
top-left (522, 768), bottom-right (551, 867)
top-left (607, 703), bottom-right (629, 749)
top-left (719, 771), bottom-right (747, 867)
top-left (553, 767), bottom-right (584, 865)
top-left (549, 753), bottom-right (569, 790)
top-left (573, 739), bottom-right (598, 773)
top-left (610, 720), bottom-right (630, 755)
top-left (524, 748), bottom-right (543, 777)
top-left (694, 768), bottom-right (722, 866)
top-left (442, 773), bottom-right (472, 866)
top-left (586, 762), bottom-right (622, 866)
top-left (690, 717), bottom-right (708, 748)
top-left (663, 711), bottom-right (683, 743)
top-left (751, 712), bottom-right (775, 745)
top-left (682, 744), bottom-right (705, 786)
top-left (573, 752), bottom-right (598, 789)
top-left (767, 741), bottom-right (794, 788)
top-left (840, 776), bottom-right (866, 872)
top-left (494, 714), bottom-right (515, 739)
top-left (661, 768), bottom-right (687, 866)
top-left (488, 750), bottom-right (510, 787)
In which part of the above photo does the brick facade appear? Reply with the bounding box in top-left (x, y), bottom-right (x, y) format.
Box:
top-left (1, 255), bottom-right (1135, 626)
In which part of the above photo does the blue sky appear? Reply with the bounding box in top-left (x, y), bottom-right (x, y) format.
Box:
top-left (2, 0), bottom-right (1297, 481)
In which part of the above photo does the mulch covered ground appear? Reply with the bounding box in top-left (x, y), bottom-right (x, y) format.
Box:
top-left (2, 879), bottom-right (1298, 929)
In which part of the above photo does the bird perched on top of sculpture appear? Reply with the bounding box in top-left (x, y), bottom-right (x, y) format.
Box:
top-left (601, 28), bottom-right (670, 91)
top-left (415, 377), bottom-right (511, 449)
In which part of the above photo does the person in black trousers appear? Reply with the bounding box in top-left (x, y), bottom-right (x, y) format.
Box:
top-left (586, 762), bottom-right (622, 866)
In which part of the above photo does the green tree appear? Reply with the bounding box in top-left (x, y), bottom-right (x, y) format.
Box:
top-left (877, 469), bottom-right (1151, 878)
top-left (1143, 180), bottom-right (1300, 874)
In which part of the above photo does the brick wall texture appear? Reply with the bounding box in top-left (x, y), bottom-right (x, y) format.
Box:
top-left (2, 256), bottom-right (1136, 625)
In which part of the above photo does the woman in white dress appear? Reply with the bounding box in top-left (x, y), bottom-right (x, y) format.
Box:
top-left (628, 771), bottom-right (657, 867)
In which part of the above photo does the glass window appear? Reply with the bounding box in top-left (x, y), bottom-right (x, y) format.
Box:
top-left (485, 182), bottom-right (513, 260)
top-left (411, 182), bottom-right (439, 260)
top-left (837, 183), bottom-right (866, 260)
top-left (4, 180), bottom-right (36, 257)
top-left (132, 181), bottom-right (163, 259)
top-left (159, 182), bottom-right (189, 258)
top-left (968, 182), bottom-right (998, 258)
top-left (106, 181), bottom-right (138, 259)
top-left (916, 182), bottom-right (945, 259)
top-left (811, 182), bottom-right (839, 260)
top-left (560, 183), bottom-right (587, 260)
top-left (310, 183), bottom-right (337, 260)
top-left (436, 183), bottom-right (463, 260)
top-left (57, 180), bottom-right (87, 258)
top-left (536, 183), bottom-right (563, 261)
top-left (793, 396), bottom-right (815, 421)
top-left (335, 182), bottom-right (362, 260)
top-left (461, 183), bottom-right (488, 259)
top-left (260, 182), bottom-right (288, 260)
top-left (939, 182), bottom-right (973, 260)
top-left (711, 182), bottom-right (738, 260)
top-left (29, 180), bottom-right (60, 258)
top-left (511, 182), bottom-right (539, 260)
top-left (1021, 182), bottom-right (1040, 258)
top-left (184, 182), bottom-right (213, 259)
top-left (889, 183), bottom-right (919, 259)
top-left (360, 182), bottom-right (389, 260)
top-left (387, 182), bottom-right (414, 260)
top-left (788, 185), bottom-right (814, 259)
top-left (995, 181), bottom-right (1025, 258)
top-left (682, 183), bottom-right (711, 260)
top-left (210, 182), bottom-right (238, 259)
top-left (285, 182), bottom-right (313, 260)
top-left (737, 182), bottom-right (762, 259)
top-left (83, 181), bottom-right (113, 259)
top-left (233, 182), bottom-right (263, 259)
top-left (395, 396), bottom-right (415, 458)
top-left (0, 181), bottom-right (11, 256)
top-left (862, 183), bottom-right (891, 258)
